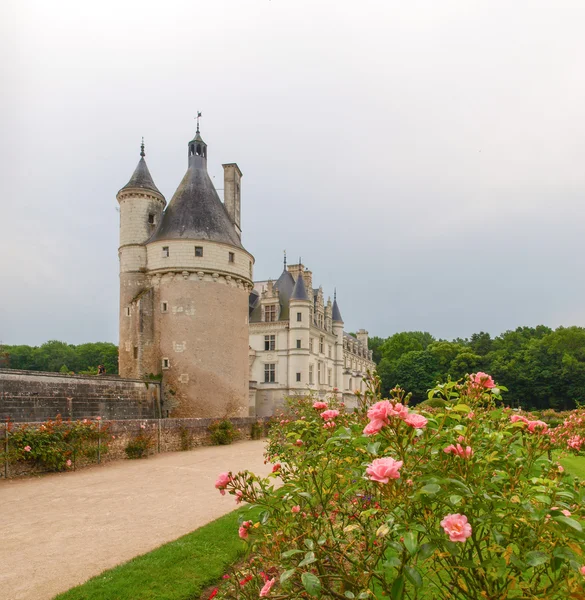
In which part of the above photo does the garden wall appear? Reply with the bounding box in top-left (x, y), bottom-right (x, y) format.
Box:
top-left (0, 416), bottom-right (269, 478)
top-left (0, 369), bottom-right (161, 422)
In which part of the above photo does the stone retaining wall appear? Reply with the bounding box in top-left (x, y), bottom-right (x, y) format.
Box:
top-left (0, 369), bottom-right (161, 422)
top-left (0, 416), bottom-right (269, 479)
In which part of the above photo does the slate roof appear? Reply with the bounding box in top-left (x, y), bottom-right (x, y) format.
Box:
top-left (290, 272), bottom-right (310, 301)
top-left (119, 156), bottom-right (163, 197)
top-left (149, 135), bottom-right (242, 247)
top-left (332, 297), bottom-right (343, 322)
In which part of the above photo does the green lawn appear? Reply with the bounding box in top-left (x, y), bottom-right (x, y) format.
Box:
top-left (55, 506), bottom-right (259, 600)
top-left (558, 453), bottom-right (585, 480)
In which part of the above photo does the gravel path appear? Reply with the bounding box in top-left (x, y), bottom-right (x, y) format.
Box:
top-left (0, 440), bottom-right (270, 600)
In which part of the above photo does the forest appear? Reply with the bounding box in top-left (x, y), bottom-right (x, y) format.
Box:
top-left (369, 325), bottom-right (585, 410)
top-left (0, 341), bottom-right (119, 375)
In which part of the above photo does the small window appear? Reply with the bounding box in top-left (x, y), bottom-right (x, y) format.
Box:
top-left (162, 358), bottom-right (170, 369)
top-left (264, 304), bottom-right (277, 322)
top-left (195, 246), bottom-right (203, 257)
top-left (309, 338), bottom-right (314, 352)
top-left (296, 372), bottom-right (301, 382)
top-left (125, 307), bottom-right (131, 317)
top-left (249, 261), bottom-right (252, 276)
top-left (148, 214), bottom-right (155, 224)
top-left (309, 364), bottom-right (314, 384)
top-left (319, 336), bottom-right (324, 354)
top-left (297, 312), bottom-right (302, 322)
top-left (162, 246), bottom-right (169, 258)
top-left (264, 363), bottom-right (276, 383)
top-left (264, 334), bottom-right (276, 351)
top-left (328, 369), bottom-right (332, 386)
top-left (133, 347), bottom-right (138, 359)
top-left (161, 302), bottom-right (168, 313)
top-left (296, 339), bottom-right (301, 349)
top-left (228, 252), bottom-right (235, 263)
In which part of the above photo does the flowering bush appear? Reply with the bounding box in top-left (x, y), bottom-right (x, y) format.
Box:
top-left (549, 408), bottom-right (585, 453)
top-left (124, 424), bottom-right (154, 459)
top-left (3, 416), bottom-right (109, 472)
top-left (209, 419), bottom-right (237, 446)
top-left (212, 374), bottom-right (585, 599)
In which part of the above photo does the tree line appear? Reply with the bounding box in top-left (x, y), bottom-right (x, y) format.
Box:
top-left (369, 326), bottom-right (585, 411)
top-left (0, 341), bottom-right (118, 375)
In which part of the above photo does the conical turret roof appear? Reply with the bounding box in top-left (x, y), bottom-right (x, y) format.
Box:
top-left (332, 294), bottom-right (343, 322)
top-left (275, 268), bottom-right (295, 320)
top-left (119, 142), bottom-right (163, 196)
top-left (291, 271), bottom-right (310, 301)
top-left (149, 131), bottom-right (242, 247)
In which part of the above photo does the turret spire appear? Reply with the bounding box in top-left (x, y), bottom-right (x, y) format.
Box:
top-left (283, 250), bottom-right (287, 269)
top-left (118, 139), bottom-right (163, 197)
top-left (140, 137), bottom-right (145, 158)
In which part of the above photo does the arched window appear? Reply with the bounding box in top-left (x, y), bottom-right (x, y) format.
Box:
top-left (189, 144), bottom-right (195, 156)
top-left (196, 144), bottom-right (202, 156)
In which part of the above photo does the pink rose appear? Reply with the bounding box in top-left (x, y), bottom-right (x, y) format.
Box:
top-left (294, 439), bottom-right (303, 446)
top-left (235, 490), bottom-right (243, 504)
top-left (313, 401), bottom-right (328, 410)
top-left (215, 472), bottom-right (231, 495)
top-left (562, 509), bottom-right (572, 517)
top-left (403, 413), bottom-right (427, 429)
top-left (457, 435), bottom-right (465, 443)
top-left (367, 400), bottom-right (392, 422)
top-left (320, 409), bottom-right (339, 421)
top-left (441, 513), bottom-right (472, 542)
top-left (510, 414), bottom-right (529, 424)
top-left (259, 577), bottom-right (276, 597)
top-left (527, 420), bottom-right (548, 433)
top-left (24, 446), bottom-right (31, 452)
top-left (470, 372), bottom-right (495, 389)
top-left (238, 526), bottom-right (248, 539)
top-left (580, 565), bottom-right (585, 576)
top-left (272, 463), bottom-right (281, 473)
top-left (558, 464), bottom-right (564, 473)
top-left (366, 457), bottom-right (403, 483)
top-left (323, 421), bottom-right (335, 429)
top-left (467, 411), bottom-right (475, 419)
top-left (388, 403), bottom-right (409, 420)
top-left (96, 416), bottom-right (101, 421)
top-left (363, 419), bottom-right (385, 436)
top-left (66, 459), bottom-right (72, 467)
top-left (443, 444), bottom-right (457, 454)
top-left (291, 505), bottom-right (300, 513)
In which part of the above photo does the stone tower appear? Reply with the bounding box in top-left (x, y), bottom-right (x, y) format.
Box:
top-left (117, 128), bottom-right (255, 418)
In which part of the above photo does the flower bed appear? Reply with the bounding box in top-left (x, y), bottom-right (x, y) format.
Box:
top-left (212, 374), bottom-right (585, 599)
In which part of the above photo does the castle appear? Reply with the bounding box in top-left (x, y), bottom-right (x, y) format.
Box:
top-left (117, 126), bottom-right (374, 417)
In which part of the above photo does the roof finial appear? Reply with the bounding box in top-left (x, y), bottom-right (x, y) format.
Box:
top-left (283, 250), bottom-right (287, 269)
top-left (334, 288), bottom-right (337, 301)
top-left (196, 111), bottom-right (202, 134)
top-left (140, 137), bottom-right (145, 158)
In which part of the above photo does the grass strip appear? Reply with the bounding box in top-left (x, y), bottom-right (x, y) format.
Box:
top-left (54, 506), bottom-right (259, 600)
top-left (559, 453), bottom-right (585, 480)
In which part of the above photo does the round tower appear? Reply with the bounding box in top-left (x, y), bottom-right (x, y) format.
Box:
top-left (332, 291), bottom-right (345, 391)
top-left (145, 126), bottom-right (255, 418)
top-left (288, 266), bottom-right (311, 391)
top-left (117, 141), bottom-right (166, 378)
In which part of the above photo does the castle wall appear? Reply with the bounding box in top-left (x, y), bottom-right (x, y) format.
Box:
top-left (155, 273), bottom-right (250, 418)
top-left (0, 369), bottom-right (161, 422)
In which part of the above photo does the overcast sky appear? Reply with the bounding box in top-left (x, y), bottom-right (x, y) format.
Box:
top-left (1, 0), bottom-right (584, 346)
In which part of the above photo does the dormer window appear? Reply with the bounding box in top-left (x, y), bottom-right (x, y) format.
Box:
top-left (148, 213), bottom-right (155, 225)
top-left (195, 246), bottom-right (203, 257)
top-left (228, 252), bottom-right (235, 263)
top-left (162, 246), bottom-right (169, 258)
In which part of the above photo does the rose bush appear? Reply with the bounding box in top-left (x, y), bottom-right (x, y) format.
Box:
top-left (212, 375), bottom-right (585, 599)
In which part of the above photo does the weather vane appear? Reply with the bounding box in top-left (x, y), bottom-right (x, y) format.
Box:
top-left (196, 111), bottom-right (202, 133)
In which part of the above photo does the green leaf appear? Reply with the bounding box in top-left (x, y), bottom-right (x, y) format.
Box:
top-left (298, 551), bottom-right (316, 567)
top-left (553, 546), bottom-right (576, 560)
top-left (452, 404), bottom-right (471, 412)
top-left (280, 569), bottom-right (295, 584)
top-left (367, 442), bottom-right (381, 455)
top-left (449, 494), bottom-right (462, 506)
top-left (301, 572), bottom-right (321, 596)
top-left (281, 549), bottom-right (304, 558)
top-left (525, 551), bottom-right (550, 567)
top-left (403, 531), bottom-right (418, 555)
top-left (405, 566), bottom-right (423, 589)
top-left (390, 575), bottom-right (404, 600)
top-left (554, 516), bottom-right (583, 532)
top-left (344, 592), bottom-right (355, 599)
top-left (419, 542), bottom-right (436, 560)
top-left (420, 483), bottom-right (440, 495)
top-left (304, 539), bottom-right (315, 550)
top-left (533, 495), bottom-right (551, 505)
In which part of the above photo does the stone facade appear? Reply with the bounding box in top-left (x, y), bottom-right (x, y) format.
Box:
top-left (0, 369), bottom-right (161, 422)
top-left (117, 131), bottom-right (254, 418)
top-left (249, 262), bottom-right (375, 416)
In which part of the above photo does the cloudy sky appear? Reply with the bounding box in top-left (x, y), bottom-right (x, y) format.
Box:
top-left (1, 0), bottom-right (584, 346)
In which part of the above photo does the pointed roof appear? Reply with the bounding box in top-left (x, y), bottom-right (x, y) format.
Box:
top-left (291, 271), bottom-right (310, 301)
top-left (332, 291), bottom-right (343, 322)
top-left (148, 130), bottom-right (242, 247)
top-left (119, 140), bottom-right (163, 197)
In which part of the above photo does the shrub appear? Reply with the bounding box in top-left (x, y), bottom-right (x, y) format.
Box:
top-left (124, 425), bottom-right (153, 459)
top-left (212, 374), bottom-right (585, 599)
top-left (3, 416), bottom-right (110, 472)
top-left (250, 420), bottom-right (264, 440)
top-left (208, 419), bottom-right (236, 445)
